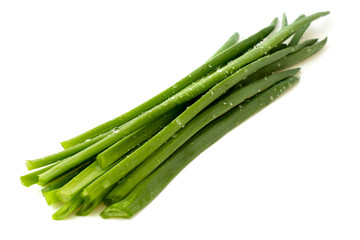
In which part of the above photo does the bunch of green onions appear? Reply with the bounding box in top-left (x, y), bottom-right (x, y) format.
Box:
top-left (20, 12), bottom-right (329, 220)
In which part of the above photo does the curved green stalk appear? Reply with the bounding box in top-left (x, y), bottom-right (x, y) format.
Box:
top-left (60, 22), bottom-right (275, 149)
top-left (289, 15), bottom-right (310, 46)
top-left (208, 32), bottom-right (239, 60)
top-left (52, 194), bottom-right (83, 220)
top-left (100, 77), bottom-right (299, 218)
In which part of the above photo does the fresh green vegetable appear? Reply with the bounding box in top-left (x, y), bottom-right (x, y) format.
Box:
top-left (101, 77), bottom-right (299, 218)
top-left (60, 22), bottom-right (276, 149)
top-left (103, 69), bottom-right (300, 202)
top-left (103, 37), bottom-right (328, 205)
top-left (20, 12), bottom-right (329, 220)
top-left (81, 38), bottom-right (315, 202)
top-left (37, 20), bottom-right (279, 185)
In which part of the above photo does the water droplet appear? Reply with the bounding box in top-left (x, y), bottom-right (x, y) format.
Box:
top-left (216, 68), bottom-right (223, 73)
top-left (113, 127), bottom-right (120, 133)
top-left (85, 139), bottom-right (91, 143)
top-left (277, 63), bottom-right (281, 67)
top-left (229, 102), bottom-right (233, 106)
top-left (223, 101), bottom-right (227, 105)
top-left (270, 96), bottom-right (274, 101)
top-left (210, 91), bottom-right (214, 95)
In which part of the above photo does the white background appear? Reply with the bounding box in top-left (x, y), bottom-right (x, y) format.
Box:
top-left (1, 0), bottom-right (359, 239)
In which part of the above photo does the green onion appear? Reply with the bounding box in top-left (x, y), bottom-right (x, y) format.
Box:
top-left (60, 22), bottom-right (276, 149)
top-left (103, 69), bottom-right (299, 203)
top-left (37, 22), bottom-right (280, 185)
top-left (101, 77), bottom-right (299, 218)
top-left (81, 38), bottom-right (315, 202)
top-left (20, 12), bottom-right (329, 220)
